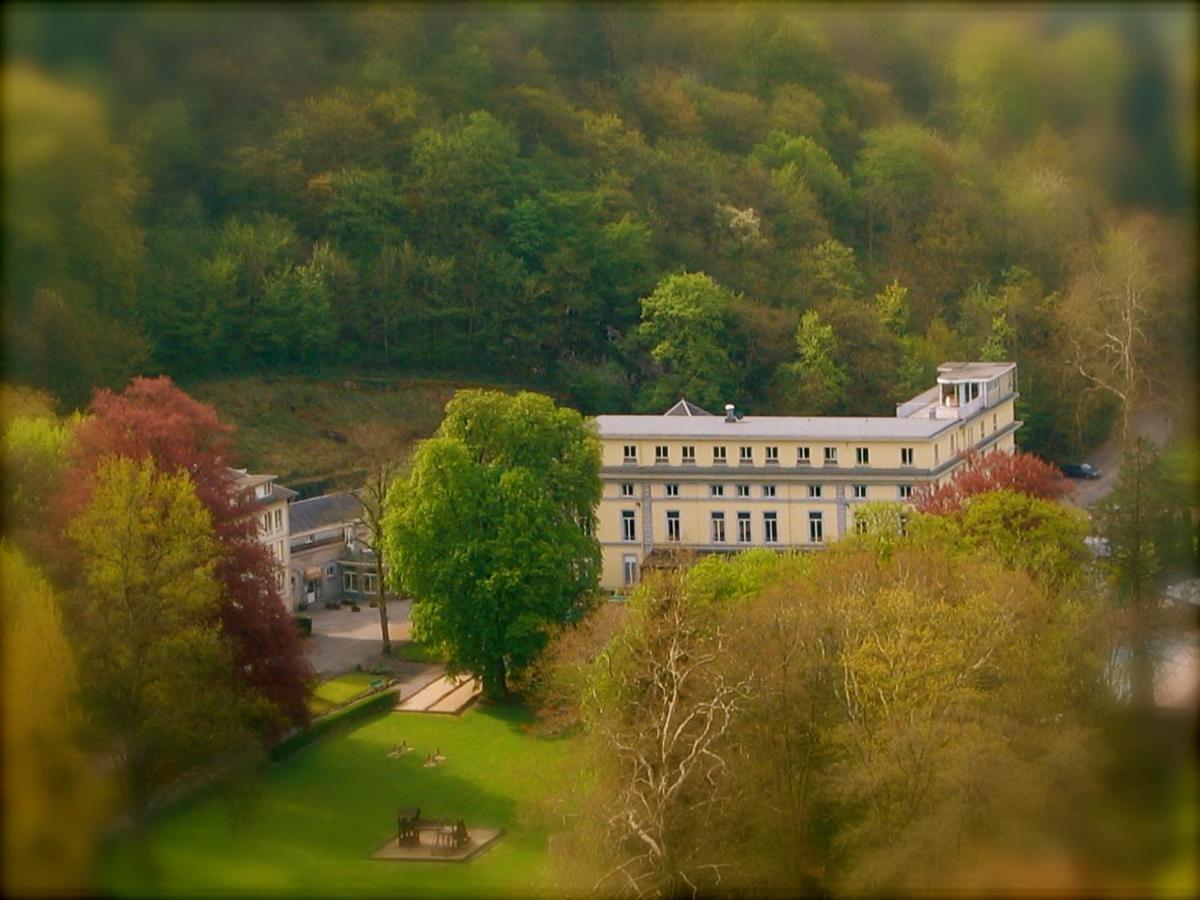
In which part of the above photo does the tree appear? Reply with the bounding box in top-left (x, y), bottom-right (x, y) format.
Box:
top-left (1094, 438), bottom-right (1176, 708)
top-left (913, 449), bottom-right (1071, 516)
top-left (2, 546), bottom-right (107, 895)
top-left (60, 377), bottom-right (312, 732)
top-left (354, 425), bottom-right (407, 655)
top-left (2, 412), bottom-right (75, 552)
top-left (65, 457), bottom-right (261, 839)
top-left (385, 390), bottom-right (601, 699)
top-left (580, 569), bottom-right (753, 898)
top-left (636, 272), bottom-right (741, 412)
top-left (778, 309), bottom-right (847, 414)
top-left (1062, 215), bottom-right (1177, 443)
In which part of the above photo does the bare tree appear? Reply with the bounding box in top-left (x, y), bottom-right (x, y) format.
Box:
top-left (583, 571), bottom-right (753, 899)
top-left (1063, 214), bottom-right (1177, 445)
top-left (355, 424), bottom-right (407, 655)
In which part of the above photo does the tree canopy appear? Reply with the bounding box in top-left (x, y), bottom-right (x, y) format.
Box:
top-left (385, 389), bottom-right (602, 699)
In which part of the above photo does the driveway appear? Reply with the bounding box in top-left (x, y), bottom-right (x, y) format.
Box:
top-left (302, 598), bottom-right (420, 677)
top-left (1064, 405), bottom-right (1175, 509)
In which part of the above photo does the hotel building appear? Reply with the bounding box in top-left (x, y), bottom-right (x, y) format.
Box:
top-left (594, 362), bottom-right (1020, 590)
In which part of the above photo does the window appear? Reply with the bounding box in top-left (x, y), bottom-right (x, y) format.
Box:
top-left (620, 482), bottom-right (635, 497)
top-left (713, 446), bottom-right (727, 464)
top-left (901, 447), bottom-right (914, 466)
top-left (766, 446), bottom-right (779, 464)
top-left (623, 444), bottom-right (638, 463)
top-left (682, 445), bottom-right (696, 464)
top-left (621, 510), bottom-right (636, 542)
top-left (993, 413), bottom-right (997, 431)
top-left (655, 445), bottom-right (669, 463)
top-left (797, 446), bottom-right (811, 465)
top-left (326, 565), bottom-right (335, 578)
top-left (343, 571), bottom-right (359, 593)
top-left (808, 484), bottom-right (822, 499)
top-left (710, 484), bottom-right (725, 497)
top-left (711, 512), bottom-right (726, 543)
top-left (737, 512), bottom-right (752, 543)
top-left (363, 572), bottom-right (378, 595)
top-left (665, 483), bottom-right (680, 497)
top-left (824, 446), bottom-right (838, 464)
top-left (898, 485), bottom-right (913, 500)
top-left (666, 511), bottom-right (681, 542)
top-left (950, 434), bottom-right (957, 454)
top-left (623, 554), bottom-right (639, 587)
top-left (856, 447), bottom-right (870, 465)
top-left (808, 511), bottom-right (824, 543)
top-left (763, 512), bottom-right (778, 543)
top-left (934, 444), bottom-right (940, 465)
top-left (274, 508), bottom-right (283, 531)
top-left (261, 512), bottom-right (271, 534)
top-left (762, 484), bottom-right (777, 498)
top-left (739, 446), bottom-right (753, 463)
top-left (853, 484), bottom-right (867, 499)
top-left (855, 517), bottom-right (868, 535)
top-left (736, 484), bottom-right (751, 498)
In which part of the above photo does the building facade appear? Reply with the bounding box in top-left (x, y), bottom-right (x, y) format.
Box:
top-left (287, 491), bottom-right (387, 611)
top-left (594, 362), bottom-right (1020, 590)
top-left (230, 468), bottom-right (298, 601)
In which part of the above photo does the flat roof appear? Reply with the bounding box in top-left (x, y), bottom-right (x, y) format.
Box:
top-left (595, 414), bottom-right (953, 441)
top-left (936, 361), bottom-right (1015, 383)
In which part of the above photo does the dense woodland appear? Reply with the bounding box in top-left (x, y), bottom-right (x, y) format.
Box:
top-left (4, 4), bottom-right (1195, 461)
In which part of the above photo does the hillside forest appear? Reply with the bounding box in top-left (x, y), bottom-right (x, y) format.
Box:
top-left (4, 4), bottom-right (1197, 461)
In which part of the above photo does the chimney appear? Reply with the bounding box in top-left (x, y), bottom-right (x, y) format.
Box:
top-left (724, 403), bottom-right (737, 422)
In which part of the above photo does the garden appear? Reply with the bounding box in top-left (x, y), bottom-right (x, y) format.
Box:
top-left (99, 705), bottom-right (581, 897)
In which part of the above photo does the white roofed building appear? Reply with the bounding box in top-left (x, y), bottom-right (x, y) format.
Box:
top-left (594, 362), bottom-right (1020, 590)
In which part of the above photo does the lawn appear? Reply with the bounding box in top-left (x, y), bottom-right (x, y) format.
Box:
top-left (307, 672), bottom-right (386, 717)
top-left (99, 705), bottom-right (582, 897)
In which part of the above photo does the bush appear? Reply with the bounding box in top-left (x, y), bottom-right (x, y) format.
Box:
top-left (269, 690), bottom-right (395, 762)
top-left (295, 615), bottom-right (313, 637)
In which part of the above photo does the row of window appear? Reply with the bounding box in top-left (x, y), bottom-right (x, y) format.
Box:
top-left (620, 509), bottom-right (828, 544)
top-left (622, 444), bottom-right (917, 467)
top-left (619, 483), bottom-right (914, 500)
top-left (260, 507), bottom-right (284, 535)
top-left (343, 571), bottom-right (379, 594)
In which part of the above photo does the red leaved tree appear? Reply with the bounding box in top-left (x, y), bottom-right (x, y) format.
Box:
top-left (913, 449), bottom-right (1071, 516)
top-left (58, 377), bottom-right (312, 733)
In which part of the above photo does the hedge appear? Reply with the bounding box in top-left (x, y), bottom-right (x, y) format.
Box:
top-left (269, 690), bottom-right (395, 762)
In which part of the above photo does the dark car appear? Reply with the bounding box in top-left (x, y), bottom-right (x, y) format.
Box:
top-left (1061, 463), bottom-right (1101, 480)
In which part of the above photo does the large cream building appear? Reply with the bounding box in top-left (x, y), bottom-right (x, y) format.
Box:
top-left (594, 362), bottom-right (1020, 590)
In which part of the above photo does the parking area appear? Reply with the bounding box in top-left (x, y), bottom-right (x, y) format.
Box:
top-left (303, 598), bottom-right (421, 677)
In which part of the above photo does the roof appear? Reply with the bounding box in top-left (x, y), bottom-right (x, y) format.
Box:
top-left (595, 413), bottom-right (954, 441)
top-left (936, 361), bottom-right (1015, 383)
top-left (289, 492), bottom-right (363, 534)
top-left (228, 467), bottom-right (297, 504)
top-left (229, 468), bottom-right (275, 490)
top-left (663, 398), bottom-right (714, 417)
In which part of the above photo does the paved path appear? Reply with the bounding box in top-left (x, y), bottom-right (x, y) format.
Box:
top-left (303, 599), bottom-right (415, 677)
top-left (1064, 405), bottom-right (1175, 509)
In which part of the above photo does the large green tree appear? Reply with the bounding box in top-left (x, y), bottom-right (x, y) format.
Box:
top-left (385, 390), bottom-right (602, 699)
top-left (65, 457), bottom-right (262, 838)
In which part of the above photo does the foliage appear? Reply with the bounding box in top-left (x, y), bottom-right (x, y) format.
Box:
top-left (64, 457), bottom-right (263, 830)
top-left (913, 448), bottom-right (1071, 515)
top-left (779, 309), bottom-right (848, 414)
top-left (635, 272), bottom-right (741, 412)
top-left (1, 545), bottom-right (108, 895)
top-left (61, 377), bottom-right (313, 732)
top-left (2, 413), bottom-right (75, 544)
top-left (385, 390), bottom-right (602, 699)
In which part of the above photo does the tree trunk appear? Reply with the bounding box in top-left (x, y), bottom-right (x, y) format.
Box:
top-left (482, 657), bottom-right (508, 702)
top-left (376, 556), bottom-right (391, 655)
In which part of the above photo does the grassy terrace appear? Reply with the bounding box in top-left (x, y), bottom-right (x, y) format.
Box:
top-left (190, 375), bottom-right (535, 496)
top-left (307, 672), bottom-right (385, 717)
top-left (100, 705), bottom-right (580, 897)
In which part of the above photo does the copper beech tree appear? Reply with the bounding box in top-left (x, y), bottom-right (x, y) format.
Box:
top-left (56, 376), bottom-right (312, 732)
top-left (913, 448), bottom-right (1070, 516)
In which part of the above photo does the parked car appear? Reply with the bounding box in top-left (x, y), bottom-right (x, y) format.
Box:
top-left (1061, 463), bottom-right (1101, 479)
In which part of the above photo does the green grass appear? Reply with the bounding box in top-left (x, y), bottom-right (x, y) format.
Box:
top-left (189, 375), bottom-right (532, 494)
top-left (99, 705), bottom-right (581, 897)
top-left (308, 672), bottom-right (385, 717)
top-left (396, 640), bottom-right (449, 665)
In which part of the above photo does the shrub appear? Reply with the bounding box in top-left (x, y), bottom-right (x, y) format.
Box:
top-left (295, 616), bottom-right (313, 637)
top-left (269, 690), bottom-right (394, 762)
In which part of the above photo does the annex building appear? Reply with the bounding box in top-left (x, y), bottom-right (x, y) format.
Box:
top-left (594, 362), bottom-right (1020, 590)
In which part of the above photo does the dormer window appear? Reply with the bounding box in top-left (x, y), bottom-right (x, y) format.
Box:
top-left (255, 483), bottom-right (271, 500)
